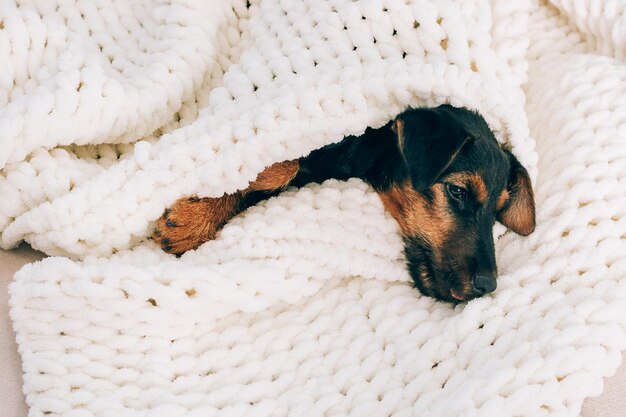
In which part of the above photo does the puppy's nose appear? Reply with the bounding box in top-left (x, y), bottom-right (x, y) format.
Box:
top-left (473, 274), bottom-right (497, 296)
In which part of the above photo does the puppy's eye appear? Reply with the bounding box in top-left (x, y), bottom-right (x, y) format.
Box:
top-left (446, 183), bottom-right (467, 200)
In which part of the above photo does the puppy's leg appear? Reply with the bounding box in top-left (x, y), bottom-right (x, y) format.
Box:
top-left (153, 193), bottom-right (243, 255)
top-left (153, 160), bottom-right (300, 255)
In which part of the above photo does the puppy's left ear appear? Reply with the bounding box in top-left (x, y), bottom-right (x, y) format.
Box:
top-left (393, 108), bottom-right (470, 191)
top-left (497, 150), bottom-right (536, 236)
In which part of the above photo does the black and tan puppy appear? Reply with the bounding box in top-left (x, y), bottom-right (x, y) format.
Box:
top-left (153, 105), bottom-right (535, 303)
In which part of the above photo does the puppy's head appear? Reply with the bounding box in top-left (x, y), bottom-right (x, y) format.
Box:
top-left (381, 105), bottom-right (535, 303)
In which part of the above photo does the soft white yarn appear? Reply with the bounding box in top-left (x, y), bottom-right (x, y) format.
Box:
top-left (0, 0), bottom-right (535, 256)
top-left (3, 0), bottom-right (626, 416)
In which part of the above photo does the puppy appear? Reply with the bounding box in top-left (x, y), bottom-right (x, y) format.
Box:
top-left (153, 105), bottom-right (535, 303)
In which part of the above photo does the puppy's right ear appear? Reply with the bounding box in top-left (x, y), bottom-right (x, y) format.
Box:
top-left (497, 150), bottom-right (536, 236)
top-left (394, 108), bottom-right (470, 191)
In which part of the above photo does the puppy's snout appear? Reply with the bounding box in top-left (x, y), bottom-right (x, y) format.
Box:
top-left (472, 274), bottom-right (497, 296)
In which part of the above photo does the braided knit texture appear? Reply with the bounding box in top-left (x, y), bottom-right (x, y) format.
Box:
top-left (2, 0), bottom-right (626, 416)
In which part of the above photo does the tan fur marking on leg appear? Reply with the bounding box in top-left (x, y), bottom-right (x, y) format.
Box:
top-left (153, 193), bottom-right (242, 254)
top-left (154, 159), bottom-right (300, 255)
top-left (247, 160), bottom-right (300, 192)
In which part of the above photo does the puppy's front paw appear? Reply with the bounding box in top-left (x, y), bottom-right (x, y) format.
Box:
top-left (152, 194), bottom-right (241, 256)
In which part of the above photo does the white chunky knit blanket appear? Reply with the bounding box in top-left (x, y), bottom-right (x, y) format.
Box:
top-left (2, 1), bottom-right (625, 416)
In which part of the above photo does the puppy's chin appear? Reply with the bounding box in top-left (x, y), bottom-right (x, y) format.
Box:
top-left (404, 237), bottom-right (472, 304)
top-left (417, 275), bottom-right (470, 304)
top-left (430, 280), bottom-right (469, 304)
top-left (406, 265), bottom-right (463, 304)
top-left (404, 237), bottom-right (449, 303)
